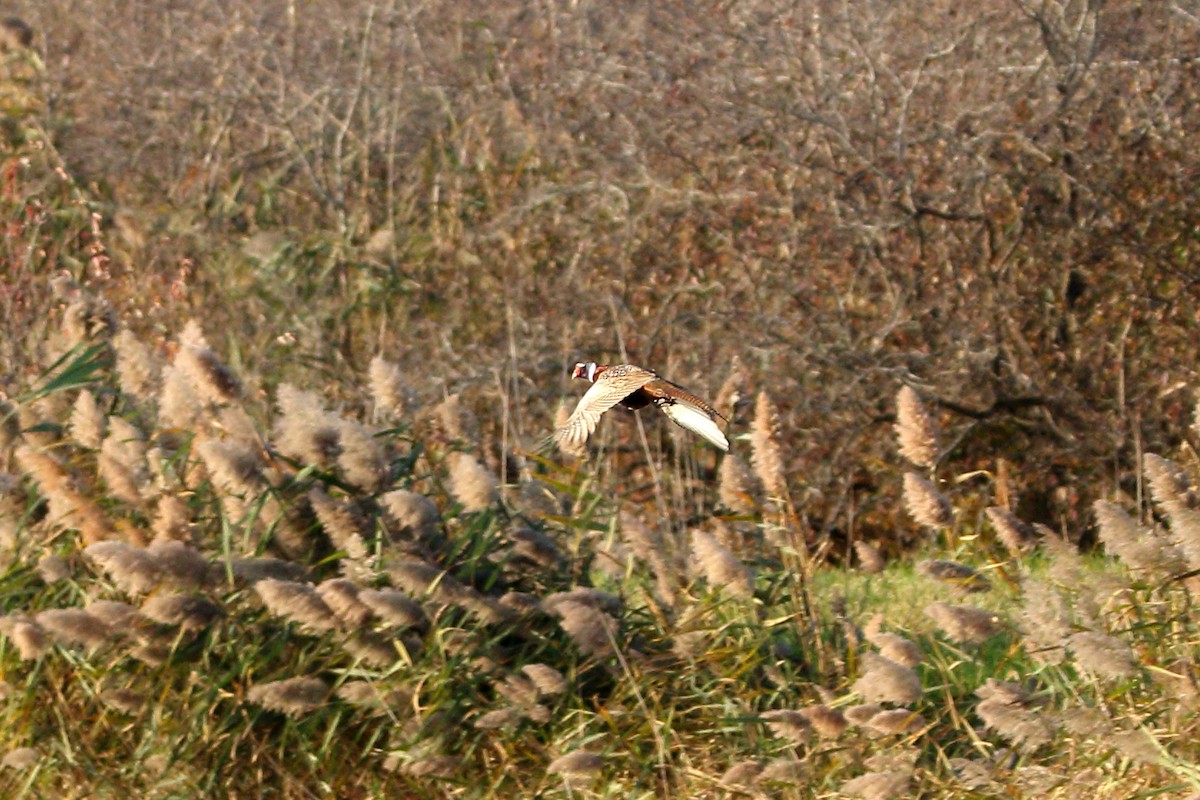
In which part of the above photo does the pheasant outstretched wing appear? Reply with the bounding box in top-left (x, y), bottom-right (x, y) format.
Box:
top-left (646, 380), bottom-right (730, 452)
top-left (554, 365), bottom-right (657, 456)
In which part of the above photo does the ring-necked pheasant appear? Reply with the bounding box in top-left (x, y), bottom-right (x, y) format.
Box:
top-left (554, 361), bottom-right (729, 456)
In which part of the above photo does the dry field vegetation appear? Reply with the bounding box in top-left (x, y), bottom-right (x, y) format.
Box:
top-left (2, 0), bottom-right (1200, 797)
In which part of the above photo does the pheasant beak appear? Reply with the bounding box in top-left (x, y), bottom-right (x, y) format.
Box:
top-left (571, 363), bottom-right (586, 380)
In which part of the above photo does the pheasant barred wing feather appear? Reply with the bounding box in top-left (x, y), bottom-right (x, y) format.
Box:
top-left (554, 366), bottom-right (657, 456)
top-left (659, 399), bottom-right (730, 452)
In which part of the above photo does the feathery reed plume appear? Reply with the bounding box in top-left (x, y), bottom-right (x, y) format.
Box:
top-left (799, 704), bottom-right (847, 738)
top-left (844, 704), bottom-right (885, 726)
top-left (176, 342), bottom-right (241, 406)
top-left (855, 541), bottom-right (886, 574)
top-left (97, 452), bottom-right (144, 506)
top-left (309, 487), bottom-right (370, 561)
top-left (918, 559), bottom-right (990, 592)
top-left (865, 709), bottom-right (925, 735)
top-left (254, 579), bottom-right (339, 633)
top-left (396, 756), bottom-right (462, 778)
top-left (85, 541), bottom-right (162, 594)
top-left (152, 495), bottom-right (195, 542)
top-left (448, 452), bottom-right (498, 512)
top-left (337, 420), bottom-right (388, 492)
top-left (618, 510), bottom-right (676, 600)
top-left (35, 608), bottom-right (110, 649)
top-left (719, 760), bottom-right (763, 788)
top-left (1093, 499), bottom-right (1183, 577)
top-left (521, 663), bottom-right (567, 696)
top-left (61, 296), bottom-right (117, 346)
top-left (316, 579), bottom-right (373, 627)
top-left (273, 384), bottom-right (340, 466)
top-left (1110, 729), bottom-right (1161, 765)
top-left (113, 329), bottom-right (160, 402)
top-left (547, 751), bottom-right (603, 777)
top-left (852, 652), bottom-right (922, 704)
top-left (1067, 631), bottom-right (1137, 679)
top-left (99, 688), bottom-right (144, 714)
top-left (140, 594), bottom-right (223, 630)
top-left (1143, 453), bottom-right (1200, 568)
top-left (505, 526), bottom-right (562, 569)
top-left (69, 390), bottom-right (105, 449)
top-left (864, 623), bottom-right (921, 667)
top-left (85, 600), bottom-right (141, 630)
top-left (144, 539), bottom-right (208, 588)
top-left (343, 631), bottom-right (403, 667)
top-left (894, 386), bottom-right (939, 469)
top-left (840, 771), bottom-right (911, 799)
top-left (386, 559), bottom-right (505, 623)
top-left (435, 393), bottom-right (479, 447)
top-left (974, 679), bottom-right (1054, 750)
top-left (474, 707), bottom-right (523, 730)
top-left (0, 617), bottom-right (48, 660)
top-left (1, 748), bottom-right (39, 771)
top-left (543, 588), bottom-right (622, 615)
top-left (336, 680), bottom-right (410, 710)
top-left (552, 599), bottom-right (618, 658)
top-left (757, 758), bottom-right (805, 784)
top-left (228, 557), bottom-right (309, 586)
top-left (903, 473), bottom-right (953, 530)
top-left (718, 454), bottom-right (760, 514)
top-left (985, 506), bottom-right (1035, 554)
top-left (750, 391), bottom-right (786, 497)
top-left (690, 528), bottom-right (753, 598)
top-left (247, 676), bottom-right (328, 717)
top-left (762, 710), bottom-right (812, 744)
top-left (381, 489), bottom-right (440, 537)
top-left (494, 673), bottom-right (540, 710)
top-left (553, 402), bottom-right (571, 433)
top-left (926, 602), bottom-right (1003, 644)
top-left (358, 589), bottom-right (429, 630)
top-left (196, 438), bottom-right (264, 497)
top-left (37, 554), bottom-right (70, 584)
top-left (368, 356), bottom-right (408, 421)
top-left (713, 357), bottom-right (747, 422)
top-left (158, 365), bottom-right (203, 431)
top-left (1018, 578), bottom-right (1071, 665)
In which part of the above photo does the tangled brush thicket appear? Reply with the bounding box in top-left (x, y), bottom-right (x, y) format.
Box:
top-left (1, 288), bottom-right (1200, 798)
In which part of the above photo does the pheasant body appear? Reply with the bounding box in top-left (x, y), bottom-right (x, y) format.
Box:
top-left (554, 361), bottom-right (729, 456)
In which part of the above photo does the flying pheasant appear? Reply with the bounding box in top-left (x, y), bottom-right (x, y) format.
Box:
top-left (554, 361), bottom-right (730, 456)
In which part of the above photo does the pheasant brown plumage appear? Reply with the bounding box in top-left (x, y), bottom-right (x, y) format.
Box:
top-left (554, 361), bottom-right (730, 456)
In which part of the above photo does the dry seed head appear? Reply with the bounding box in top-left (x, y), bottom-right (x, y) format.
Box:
top-left (975, 696), bottom-right (1054, 751)
top-left (852, 652), bottom-right (923, 704)
top-left (1094, 499), bottom-right (1184, 577)
top-left (720, 760), bottom-right (763, 788)
top-left (1110, 729), bottom-right (1161, 765)
top-left (844, 703), bottom-right (885, 726)
top-left (197, 438), bottom-right (264, 496)
top-left (35, 608), bottom-right (111, 649)
top-left (358, 588), bottom-right (428, 629)
top-left (316, 579), bottom-right (374, 627)
top-left (176, 344), bottom-right (241, 406)
top-left (247, 676), bottom-right (328, 717)
top-left (158, 365), bottom-right (203, 431)
top-left (547, 750), bottom-right (603, 777)
top-left (926, 602), bottom-right (1003, 644)
top-left (343, 631), bottom-right (402, 667)
top-left (140, 594), bottom-right (223, 630)
top-left (985, 506), bottom-right (1035, 554)
top-left (894, 386), bottom-right (939, 468)
top-left (718, 454), bottom-right (760, 514)
top-left (85, 541), bottom-right (162, 594)
top-left (757, 758), bottom-right (806, 784)
top-left (866, 631), bottom-right (922, 668)
top-left (855, 540), bottom-right (886, 574)
top-left (113, 329), bottom-right (160, 401)
top-left (1, 748), bottom-right (39, 771)
top-left (1067, 631), bottom-right (1138, 679)
top-left (400, 755), bottom-right (462, 778)
top-left (146, 539), bottom-right (209, 589)
top-left (506, 526), bottom-right (562, 568)
top-left (85, 600), bottom-right (141, 630)
top-left (799, 704), bottom-right (847, 738)
top-left (435, 393), bottom-right (479, 447)
top-left (130, 640), bottom-right (171, 666)
top-left (104, 414), bottom-right (148, 464)
top-left (918, 559), bottom-right (990, 592)
top-left (865, 708), bottom-right (926, 735)
top-left (494, 673), bottom-right (539, 708)
top-left (69, 390), bottom-right (105, 449)
top-left (750, 391), bottom-right (787, 497)
top-left (381, 489), bottom-right (440, 533)
top-left (1018, 578), bottom-right (1071, 665)
top-left (690, 528), bottom-right (753, 599)
top-left (840, 770), bottom-right (911, 800)
top-left (254, 579), bottom-right (339, 632)
top-left (37, 554), bottom-right (71, 584)
top-left (368, 356), bottom-right (408, 420)
top-left (553, 599), bottom-right (617, 658)
top-left (228, 557), bottom-right (309, 585)
top-left (448, 452), bottom-right (498, 512)
top-left (542, 588), bottom-right (621, 615)
top-left (308, 488), bottom-right (370, 561)
top-left (1143, 453), bottom-right (1200, 568)
top-left (521, 663), bottom-right (567, 696)
top-left (553, 402), bottom-right (571, 432)
top-left (474, 707), bottom-right (523, 730)
top-left (903, 473), bottom-right (953, 529)
top-left (99, 688), bottom-right (144, 714)
top-left (762, 710), bottom-right (812, 745)
top-left (336, 421), bottom-right (388, 494)
top-left (2, 619), bottom-right (48, 660)
top-left (273, 384), bottom-right (341, 466)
